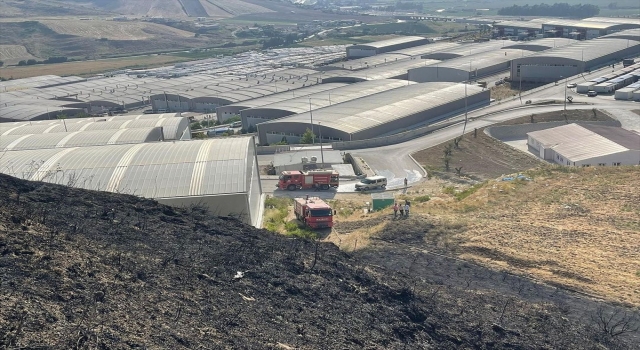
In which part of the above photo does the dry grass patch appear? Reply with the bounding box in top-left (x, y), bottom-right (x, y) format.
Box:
top-left (0, 45), bottom-right (37, 65)
top-left (40, 20), bottom-right (194, 40)
top-left (408, 166), bottom-right (640, 306)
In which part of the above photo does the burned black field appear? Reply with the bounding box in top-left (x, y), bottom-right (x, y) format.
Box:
top-left (0, 174), bottom-right (636, 349)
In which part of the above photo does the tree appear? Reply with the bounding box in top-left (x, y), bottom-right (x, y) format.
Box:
top-left (26, 59), bottom-right (37, 65)
top-left (300, 128), bottom-right (315, 144)
top-left (453, 136), bottom-right (462, 149)
top-left (443, 156), bottom-right (451, 172)
top-left (56, 113), bottom-right (67, 119)
top-left (247, 124), bottom-right (256, 133)
top-left (18, 60), bottom-right (27, 66)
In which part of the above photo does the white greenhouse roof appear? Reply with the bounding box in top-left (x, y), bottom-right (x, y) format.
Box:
top-left (0, 138), bottom-right (253, 197)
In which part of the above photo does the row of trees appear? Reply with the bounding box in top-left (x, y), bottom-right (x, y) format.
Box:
top-left (498, 3), bottom-right (600, 18)
top-left (17, 56), bottom-right (68, 66)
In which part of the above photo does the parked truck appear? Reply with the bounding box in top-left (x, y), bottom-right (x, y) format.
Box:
top-left (623, 58), bottom-right (635, 67)
top-left (277, 170), bottom-right (339, 191)
top-left (294, 197), bottom-right (334, 229)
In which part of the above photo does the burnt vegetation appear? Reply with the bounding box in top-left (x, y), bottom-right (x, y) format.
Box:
top-left (0, 174), bottom-right (637, 348)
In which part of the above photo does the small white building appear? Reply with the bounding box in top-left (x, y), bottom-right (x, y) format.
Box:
top-left (273, 150), bottom-right (345, 173)
top-left (527, 123), bottom-right (640, 167)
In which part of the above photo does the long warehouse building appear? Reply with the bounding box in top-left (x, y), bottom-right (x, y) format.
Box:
top-left (241, 79), bottom-right (414, 128)
top-left (0, 128), bottom-right (165, 152)
top-left (215, 83), bottom-right (349, 121)
top-left (511, 36), bottom-right (640, 83)
top-left (346, 36), bottom-right (432, 58)
top-left (0, 116), bottom-right (191, 140)
top-left (257, 82), bottom-right (490, 144)
top-left (0, 138), bottom-right (263, 226)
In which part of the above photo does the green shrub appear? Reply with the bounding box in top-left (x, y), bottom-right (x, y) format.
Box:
top-left (442, 186), bottom-right (456, 195)
top-left (454, 183), bottom-right (484, 201)
top-left (337, 208), bottom-right (354, 218)
top-left (415, 195), bottom-right (431, 203)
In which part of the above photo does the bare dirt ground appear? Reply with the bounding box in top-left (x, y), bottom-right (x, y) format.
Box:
top-left (1, 174), bottom-right (625, 348)
top-left (412, 109), bottom-right (614, 181)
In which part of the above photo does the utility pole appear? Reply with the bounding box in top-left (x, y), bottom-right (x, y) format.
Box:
top-left (519, 65), bottom-right (523, 104)
top-left (309, 98), bottom-right (314, 144)
top-left (563, 76), bottom-right (568, 111)
top-left (318, 122), bottom-right (325, 169)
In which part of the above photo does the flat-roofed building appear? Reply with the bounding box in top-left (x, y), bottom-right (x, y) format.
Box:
top-left (527, 123), bottom-right (640, 166)
top-left (346, 36), bottom-right (432, 58)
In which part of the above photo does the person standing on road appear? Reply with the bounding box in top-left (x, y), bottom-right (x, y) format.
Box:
top-left (404, 203), bottom-right (410, 217)
top-left (393, 203), bottom-right (399, 218)
top-left (404, 178), bottom-right (408, 188)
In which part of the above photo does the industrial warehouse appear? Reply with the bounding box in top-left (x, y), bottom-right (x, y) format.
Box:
top-left (511, 34), bottom-right (640, 83)
top-left (346, 36), bottom-right (432, 58)
top-left (256, 82), bottom-right (489, 144)
top-left (0, 114), bottom-right (191, 140)
top-left (0, 138), bottom-right (263, 226)
top-left (0, 128), bottom-right (165, 151)
top-left (240, 79), bottom-right (413, 128)
top-left (527, 124), bottom-right (640, 167)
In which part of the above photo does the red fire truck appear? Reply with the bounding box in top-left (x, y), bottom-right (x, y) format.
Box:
top-left (294, 197), bottom-right (334, 229)
top-left (277, 170), bottom-right (339, 191)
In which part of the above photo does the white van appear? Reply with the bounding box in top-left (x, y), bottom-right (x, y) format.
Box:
top-left (355, 175), bottom-right (387, 191)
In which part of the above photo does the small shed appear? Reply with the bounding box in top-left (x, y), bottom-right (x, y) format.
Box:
top-left (371, 192), bottom-right (394, 211)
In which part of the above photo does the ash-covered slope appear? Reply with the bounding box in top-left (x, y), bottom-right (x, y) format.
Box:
top-left (0, 174), bottom-right (624, 349)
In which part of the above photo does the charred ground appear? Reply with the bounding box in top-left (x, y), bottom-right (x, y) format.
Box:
top-left (0, 174), bottom-right (633, 349)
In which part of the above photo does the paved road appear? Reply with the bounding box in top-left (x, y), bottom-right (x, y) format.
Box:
top-left (351, 64), bottom-right (640, 187)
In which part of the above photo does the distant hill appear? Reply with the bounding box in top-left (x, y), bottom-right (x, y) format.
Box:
top-left (0, 0), bottom-right (273, 18)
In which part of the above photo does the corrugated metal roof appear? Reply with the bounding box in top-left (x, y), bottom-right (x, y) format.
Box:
top-left (348, 36), bottom-right (428, 50)
top-left (245, 79), bottom-right (414, 115)
top-left (583, 17), bottom-right (640, 25)
top-left (0, 127), bottom-right (164, 152)
top-left (261, 82), bottom-right (484, 134)
top-left (221, 83), bottom-right (349, 110)
top-left (328, 58), bottom-right (441, 81)
top-left (516, 38), bottom-right (640, 63)
top-left (0, 105), bottom-right (83, 121)
top-left (0, 138), bottom-right (253, 197)
top-left (527, 124), bottom-right (638, 161)
top-left (495, 20), bottom-right (543, 30)
top-left (542, 19), bottom-right (630, 30)
top-left (0, 117), bottom-right (190, 140)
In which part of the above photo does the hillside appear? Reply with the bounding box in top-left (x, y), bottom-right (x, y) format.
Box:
top-left (0, 173), bottom-right (629, 348)
top-left (0, 20), bottom-right (227, 61)
top-left (0, 0), bottom-right (273, 18)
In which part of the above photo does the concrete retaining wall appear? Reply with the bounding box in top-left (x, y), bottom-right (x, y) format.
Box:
top-left (256, 145), bottom-right (291, 155)
top-left (332, 119), bottom-right (461, 150)
top-left (484, 120), bottom-right (622, 141)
